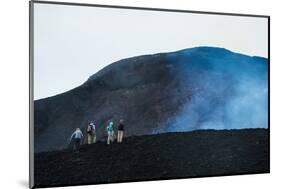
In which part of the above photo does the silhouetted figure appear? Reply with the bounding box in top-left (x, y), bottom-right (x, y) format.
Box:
top-left (69, 128), bottom-right (84, 152)
top-left (87, 121), bottom-right (96, 144)
top-left (117, 119), bottom-right (125, 143)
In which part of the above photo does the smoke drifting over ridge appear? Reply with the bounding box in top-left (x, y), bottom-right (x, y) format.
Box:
top-left (159, 47), bottom-right (268, 132)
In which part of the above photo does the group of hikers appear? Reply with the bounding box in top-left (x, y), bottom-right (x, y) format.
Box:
top-left (69, 119), bottom-right (125, 152)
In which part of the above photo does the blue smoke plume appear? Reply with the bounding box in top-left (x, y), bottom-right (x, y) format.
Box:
top-left (159, 47), bottom-right (268, 132)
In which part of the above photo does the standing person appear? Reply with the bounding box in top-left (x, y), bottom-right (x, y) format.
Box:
top-left (87, 121), bottom-right (96, 144)
top-left (117, 119), bottom-right (125, 143)
top-left (69, 128), bottom-right (84, 152)
top-left (106, 121), bottom-right (114, 145)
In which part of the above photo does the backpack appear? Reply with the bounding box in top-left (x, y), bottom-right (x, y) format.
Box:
top-left (87, 125), bottom-right (93, 134)
top-left (107, 125), bottom-right (113, 132)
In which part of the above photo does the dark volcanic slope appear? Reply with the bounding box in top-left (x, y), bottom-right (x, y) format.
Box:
top-left (34, 129), bottom-right (269, 188)
top-left (34, 47), bottom-right (268, 152)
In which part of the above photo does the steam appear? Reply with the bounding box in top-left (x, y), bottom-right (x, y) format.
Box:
top-left (159, 48), bottom-right (268, 133)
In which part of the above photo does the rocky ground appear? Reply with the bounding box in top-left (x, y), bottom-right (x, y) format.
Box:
top-left (34, 129), bottom-right (269, 188)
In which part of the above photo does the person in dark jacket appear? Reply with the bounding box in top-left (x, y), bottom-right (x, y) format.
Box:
top-left (87, 121), bottom-right (96, 144)
top-left (117, 119), bottom-right (125, 143)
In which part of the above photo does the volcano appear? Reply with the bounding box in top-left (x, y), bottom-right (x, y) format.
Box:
top-left (34, 47), bottom-right (268, 152)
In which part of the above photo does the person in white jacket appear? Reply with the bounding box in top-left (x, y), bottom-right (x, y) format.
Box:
top-left (69, 128), bottom-right (84, 152)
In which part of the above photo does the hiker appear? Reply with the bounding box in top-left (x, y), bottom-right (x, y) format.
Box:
top-left (69, 128), bottom-right (84, 152)
top-left (87, 121), bottom-right (96, 144)
top-left (117, 119), bottom-right (125, 143)
top-left (106, 121), bottom-right (114, 144)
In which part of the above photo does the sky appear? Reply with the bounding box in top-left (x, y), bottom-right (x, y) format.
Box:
top-left (33, 3), bottom-right (268, 100)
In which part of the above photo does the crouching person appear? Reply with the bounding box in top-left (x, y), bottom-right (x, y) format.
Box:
top-left (69, 128), bottom-right (84, 152)
top-left (117, 119), bottom-right (125, 143)
top-left (87, 121), bottom-right (96, 144)
top-left (106, 121), bottom-right (114, 145)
